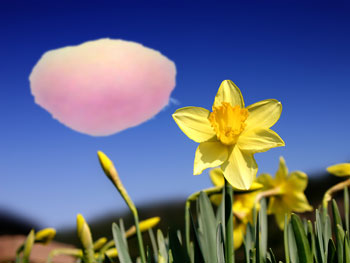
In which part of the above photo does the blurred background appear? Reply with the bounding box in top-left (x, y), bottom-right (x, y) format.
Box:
top-left (1, 0), bottom-right (350, 261)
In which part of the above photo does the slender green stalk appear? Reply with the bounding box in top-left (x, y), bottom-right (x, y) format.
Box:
top-left (185, 199), bottom-right (191, 256)
top-left (345, 186), bottom-right (349, 234)
top-left (225, 180), bottom-right (234, 263)
top-left (98, 151), bottom-right (146, 263)
top-left (132, 207), bottom-right (147, 263)
top-left (47, 248), bottom-right (83, 263)
top-left (323, 178), bottom-right (350, 208)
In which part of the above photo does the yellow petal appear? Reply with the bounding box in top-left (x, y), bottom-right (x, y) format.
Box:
top-left (275, 156), bottom-right (288, 183)
top-left (221, 146), bottom-right (257, 190)
top-left (245, 99), bottom-right (282, 131)
top-left (233, 222), bottom-right (246, 250)
top-left (209, 168), bottom-right (225, 187)
top-left (327, 163), bottom-right (350, 177)
top-left (172, 106), bottom-right (216, 143)
top-left (256, 173), bottom-right (275, 190)
top-left (238, 128), bottom-right (285, 153)
top-left (283, 192), bottom-right (313, 213)
top-left (233, 192), bottom-right (257, 215)
top-left (213, 80), bottom-right (244, 108)
top-left (210, 194), bottom-right (223, 206)
top-left (286, 171), bottom-right (308, 192)
top-left (267, 197), bottom-right (286, 230)
top-left (194, 142), bottom-right (228, 175)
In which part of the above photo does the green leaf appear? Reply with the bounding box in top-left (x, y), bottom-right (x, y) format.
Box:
top-left (190, 213), bottom-right (205, 263)
top-left (216, 223), bottom-right (225, 263)
top-left (332, 200), bottom-right (343, 231)
top-left (344, 235), bottom-right (350, 263)
top-left (249, 248), bottom-right (256, 263)
top-left (283, 215), bottom-right (290, 263)
top-left (336, 224), bottom-right (345, 263)
top-left (345, 187), bottom-right (350, 234)
top-left (315, 209), bottom-right (325, 262)
top-left (119, 218), bottom-right (128, 250)
top-left (255, 209), bottom-right (260, 263)
top-left (327, 239), bottom-right (336, 263)
top-left (112, 222), bottom-right (132, 263)
top-left (291, 214), bottom-right (312, 263)
top-left (287, 220), bottom-right (299, 263)
top-left (245, 223), bottom-right (254, 263)
top-left (197, 191), bottom-right (217, 263)
top-left (149, 229), bottom-right (158, 263)
top-left (225, 182), bottom-right (234, 263)
top-left (307, 220), bottom-right (316, 262)
top-left (323, 214), bottom-right (332, 257)
top-left (157, 229), bottom-right (168, 263)
top-left (259, 198), bottom-right (268, 262)
top-left (147, 246), bottom-right (153, 263)
top-left (168, 229), bottom-right (189, 263)
top-left (267, 248), bottom-right (277, 263)
top-left (216, 186), bottom-right (226, 243)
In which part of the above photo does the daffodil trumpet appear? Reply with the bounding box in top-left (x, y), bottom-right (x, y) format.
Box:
top-left (97, 151), bottom-right (146, 263)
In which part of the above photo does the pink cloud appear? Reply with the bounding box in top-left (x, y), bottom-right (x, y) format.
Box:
top-left (29, 38), bottom-right (176, 136)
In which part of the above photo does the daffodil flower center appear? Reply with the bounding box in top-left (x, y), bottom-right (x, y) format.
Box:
top-left (209, 102), bottom-right (249, 145)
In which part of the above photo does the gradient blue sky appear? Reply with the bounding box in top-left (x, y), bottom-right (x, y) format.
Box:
top-left (1, 1), bottom-right (350, 228)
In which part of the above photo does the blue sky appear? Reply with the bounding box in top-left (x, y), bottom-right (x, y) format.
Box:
top-left (1, 1), bottom-right (350, 228)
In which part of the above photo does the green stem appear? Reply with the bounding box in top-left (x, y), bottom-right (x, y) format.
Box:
top-left (131, 207), bottom-right (147, 263)
top-left (225, 180), bottom-right (234, 263)
top-left (46, 248), bottom-right (82, 263)
top-left (15, 244), bottom-right (24, 263)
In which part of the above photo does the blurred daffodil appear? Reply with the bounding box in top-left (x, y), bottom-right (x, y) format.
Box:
top-left (323, 162), bottom-right (350, 207)
top-left (327, 163), bottom-right (350, 177)
top-left (209, 168), bottom-right (262, 249)
top-left (125, 217), bottom-right (161, 237)
top-left (173, 80), bottom-right (284, 190)
top-left (35, 228), bottom-right (56, 244)
top-left (257, 157), bottom-right (312, 229)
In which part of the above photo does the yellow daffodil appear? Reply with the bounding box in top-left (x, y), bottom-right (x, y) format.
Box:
top-left (257, 157), bottom-right (312, 229)
top-left (327, 163), bottom-right (350, 177)
top-left (35, 228), bottom-right (56, 244)
top-left (323, 163), bottom-right (350, 207)
top-left (209, 168), bottom-right (261, 249)
top-left (173, 80), bottom-right (284, 190)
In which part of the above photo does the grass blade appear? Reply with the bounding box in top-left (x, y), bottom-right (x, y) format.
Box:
top-left (291, 214), bottom-right (312, 263)
top-left (112, 223), bottom-right (132, 263)
top-left (345, 187), bottom-right (349, 234)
